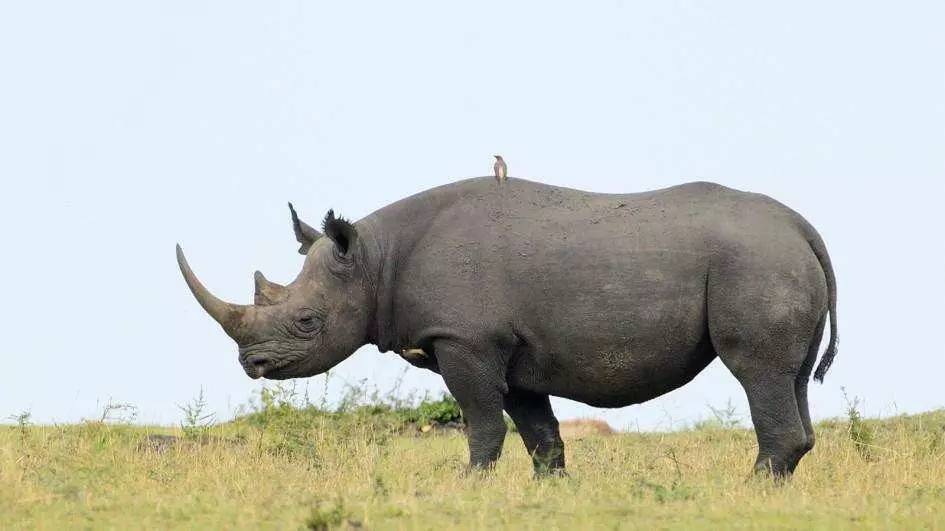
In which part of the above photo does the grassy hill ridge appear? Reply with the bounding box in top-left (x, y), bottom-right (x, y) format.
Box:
top-left (2, 393), bottom-right (943, 529)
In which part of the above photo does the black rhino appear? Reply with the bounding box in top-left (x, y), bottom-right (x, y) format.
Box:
top-left (177, 177), bottom-right (837, 477)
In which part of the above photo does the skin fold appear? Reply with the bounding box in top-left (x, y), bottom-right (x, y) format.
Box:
top-left (178, 177), bottom-right (838, 478)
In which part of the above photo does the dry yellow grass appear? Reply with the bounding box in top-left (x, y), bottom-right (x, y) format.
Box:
top-left (1, 410), bottom-right (943, 530)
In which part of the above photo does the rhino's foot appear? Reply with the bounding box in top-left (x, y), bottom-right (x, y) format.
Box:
top-left (752, 458), bottom-right (796, 481)
top-left (533, 466), bottom-right (569, 480)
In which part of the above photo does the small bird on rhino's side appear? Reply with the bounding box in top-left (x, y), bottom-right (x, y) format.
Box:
top-left (493, 155), bottom-right (507, 182)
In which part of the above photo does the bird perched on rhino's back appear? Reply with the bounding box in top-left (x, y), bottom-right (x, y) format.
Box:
top-left (493, 155), bottom-right (507, 182)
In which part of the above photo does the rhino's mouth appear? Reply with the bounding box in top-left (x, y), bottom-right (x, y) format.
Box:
top-left (242, 354), bottom-right (299, 380)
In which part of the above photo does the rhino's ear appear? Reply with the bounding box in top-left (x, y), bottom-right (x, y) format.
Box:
top-left (288, 202), bottom-right (321, 255)
top-left (322, 209), bottom-right (357, 256)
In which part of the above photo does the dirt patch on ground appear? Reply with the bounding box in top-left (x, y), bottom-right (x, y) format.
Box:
top-left (559, 419), bottom-right (615, 439)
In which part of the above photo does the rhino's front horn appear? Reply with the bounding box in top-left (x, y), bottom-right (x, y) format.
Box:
top-left (254, 271), bottom-right (287, 305)
top-left (176, 244), bottom-right (250, 336)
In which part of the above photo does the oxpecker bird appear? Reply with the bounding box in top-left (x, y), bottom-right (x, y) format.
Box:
top-left (493, 155), bottom-right (507, 183)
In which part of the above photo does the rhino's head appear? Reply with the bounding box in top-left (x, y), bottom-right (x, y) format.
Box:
top-left (177, 208), bottom-right (372, 380)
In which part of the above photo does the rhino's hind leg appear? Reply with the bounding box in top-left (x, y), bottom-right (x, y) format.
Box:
top-left (504, 389), bottom-right (566, 476)
top-left (714, 322), bottom-right (817, 478)
top-left (795, 313), bottom-right (828, 460)
top-left (708, 246), bottom-right (828, 477)
top-left (737, 311), bottom-right (826, 477)
top-left (736, 371), bottom-right (810, 477)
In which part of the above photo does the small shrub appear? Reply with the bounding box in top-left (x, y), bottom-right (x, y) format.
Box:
top-left (632, 478), bottom-right (696, 503)
top-left (928, 424), bottom-right (945, 455)
top-left (373, 473), bottom-right (389, 498)
top-left (7, 410), bottom-right (32, 442)
top-left (708, 399), bottom-right (741, 429)
top-left (178, 388), bottom-right (215, 440)
top-left (266, 429), bottom-right (319, 463)
top-left (843, 388), bottom-right (874, 461)
top-left (98, 399), bottom-right (138, 424)
top-left (305, 500), bottom-right (348, 530)
top-left (693, 399), bottom-right (741, 430)
top-left (401, 394), bottom-right (463, 425)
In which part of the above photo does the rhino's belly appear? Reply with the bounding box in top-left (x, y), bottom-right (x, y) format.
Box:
top-left (509, 331), bottom-right (717, 407)
top-left (506, 276), bottom-right (715, 407)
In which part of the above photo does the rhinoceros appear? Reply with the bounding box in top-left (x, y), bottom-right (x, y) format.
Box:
top-left (177, 177), bottom-right (837, 477)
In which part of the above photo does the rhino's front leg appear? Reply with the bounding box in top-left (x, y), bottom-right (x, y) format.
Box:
top-left (434, 340), bottom-right (508, 469)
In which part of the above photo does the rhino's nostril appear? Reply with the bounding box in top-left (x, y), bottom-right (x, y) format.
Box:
top-left (251, 357), bottom-right (268, 367)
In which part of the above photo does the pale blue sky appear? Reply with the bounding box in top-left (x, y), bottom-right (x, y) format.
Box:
top-left (1, 1), bottom-right (942, 429)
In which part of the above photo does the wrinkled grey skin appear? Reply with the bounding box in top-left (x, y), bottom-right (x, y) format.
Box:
top-left (178, 177), bottom-right (838, 478)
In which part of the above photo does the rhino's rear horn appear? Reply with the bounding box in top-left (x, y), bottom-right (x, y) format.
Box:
top-left (254, 271), bottom-right (288, 305)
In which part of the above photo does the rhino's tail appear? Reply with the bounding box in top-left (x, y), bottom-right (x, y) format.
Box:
top-left (804, 225), bottom-right (839, 383)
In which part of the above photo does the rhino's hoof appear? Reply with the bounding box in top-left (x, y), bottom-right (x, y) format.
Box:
top-left (533, 467), bottom-right (569, 480)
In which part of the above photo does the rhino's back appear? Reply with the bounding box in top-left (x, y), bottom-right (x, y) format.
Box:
top-left (413, 177), bottom-right (804, 257)
top-left (392, 176), bottom-right (811, 322)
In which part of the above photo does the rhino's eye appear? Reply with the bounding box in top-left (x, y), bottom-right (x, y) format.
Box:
top-left (295, 310), bottom-right (323, 334)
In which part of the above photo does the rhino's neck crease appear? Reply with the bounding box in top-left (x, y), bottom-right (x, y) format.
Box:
top-left (359, 217), bottom-right (398, 354)
top-left (360, 190), bottom-right (456, 354)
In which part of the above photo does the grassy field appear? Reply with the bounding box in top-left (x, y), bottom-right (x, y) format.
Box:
top-left (2, 390), bottom-right (944, 530)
